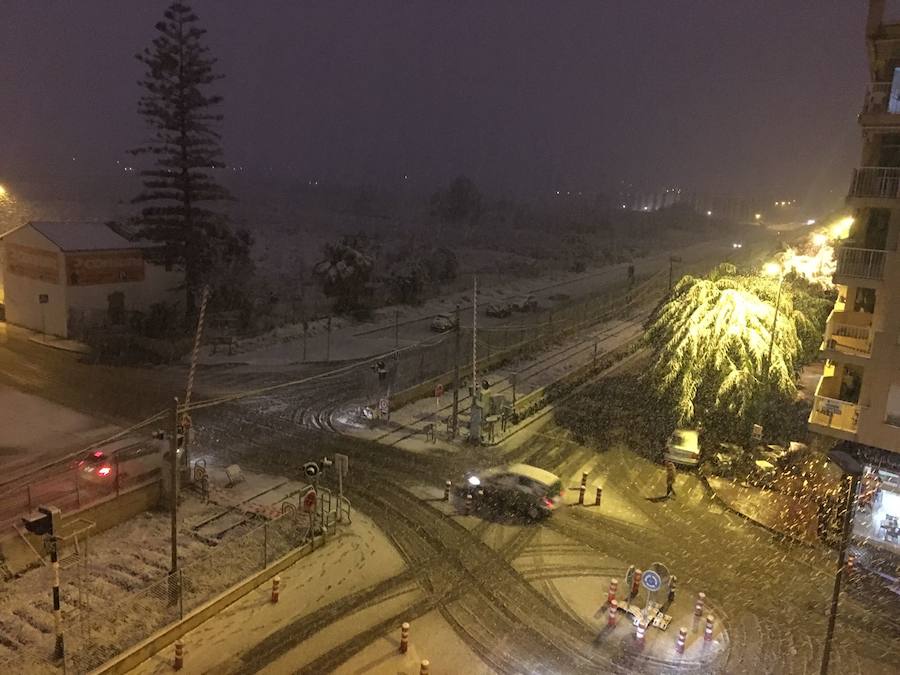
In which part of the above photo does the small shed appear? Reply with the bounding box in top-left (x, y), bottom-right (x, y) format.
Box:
top-left (0, 221), bottom-right (183, 338)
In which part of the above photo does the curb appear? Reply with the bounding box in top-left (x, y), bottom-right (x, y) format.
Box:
top-left (697, 471), bottom-right (821, 550)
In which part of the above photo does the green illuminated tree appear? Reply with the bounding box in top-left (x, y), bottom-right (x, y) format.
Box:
top-left (645, 268), bottom-right (805, 430)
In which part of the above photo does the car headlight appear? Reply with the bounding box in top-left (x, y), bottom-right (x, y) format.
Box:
top-left (467, 476), bottom-right (481, 486)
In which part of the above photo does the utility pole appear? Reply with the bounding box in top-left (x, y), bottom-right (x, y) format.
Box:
top-left (183, 285), bottom-right (209, 472)
top-left (472, 275), bottom-right (478, 401)
top-left (169, 396), bottom-right (180, 604)
top-left (326, 315), bottom-right (332, 361)
top-left (394, 309), bottom-right (399, 348)
top-left (451, 304), bottom-right (461, 436)
top-left (820, 448), bottom-right (863, 675)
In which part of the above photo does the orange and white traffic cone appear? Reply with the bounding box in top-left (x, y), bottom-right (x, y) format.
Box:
top-left (635, 623), bottom-right (646, 648)
top-left (607, 599), bottom-right (618, 627)
top-left (704, 615), bottom-right (714, 642)
top-left (271, 575), bottom-right (281, 603)
top-left (675, 627), bottom-right (687, 655)
top-left (607, 578), bottom-right (618, 604)
top-left (174, 639), bottom-right (184, 670)
top-left (400, 622), bottom-right (410, 654)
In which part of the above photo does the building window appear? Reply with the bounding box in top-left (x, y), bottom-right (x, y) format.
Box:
top-left (854, 287), bottom-right (877, 314)
top-left (886, 384), bottom-right (900, 427)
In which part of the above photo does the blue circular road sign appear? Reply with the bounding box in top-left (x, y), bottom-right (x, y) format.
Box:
top-left (641, 570), bottom-right (662, 592)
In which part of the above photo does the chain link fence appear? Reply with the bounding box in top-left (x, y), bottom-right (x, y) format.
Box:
top-left (59, 510), bottom-right (312, 673)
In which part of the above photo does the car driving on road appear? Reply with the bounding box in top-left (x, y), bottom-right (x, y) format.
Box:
top-left (458, 463), bottom-right (563, 519)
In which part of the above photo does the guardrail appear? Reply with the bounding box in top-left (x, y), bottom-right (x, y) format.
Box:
top-left (861, 81), bottom-right (898, 115)
top-left (809, 395), bottom-right (860, 434)
top-left (835, 245), bottom-right (887, 281)
top-left (849, 166), bottom-right (900, 199)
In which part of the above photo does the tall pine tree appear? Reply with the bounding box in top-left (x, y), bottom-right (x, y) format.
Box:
top-left (132, 1), bottom-right (241, 313)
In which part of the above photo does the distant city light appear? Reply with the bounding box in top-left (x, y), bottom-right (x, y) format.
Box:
top-left (806, 219), bottom-right (816, 225)
top-left (706, 210), bottom-right (712, 216)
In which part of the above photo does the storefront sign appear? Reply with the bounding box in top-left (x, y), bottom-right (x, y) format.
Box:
top-left (65, 250), bottom-right (144, 286)
top-left (6, 244), bottom-right (59, 283)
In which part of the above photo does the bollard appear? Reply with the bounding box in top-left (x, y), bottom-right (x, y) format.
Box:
top-left (635, 623), bottom-right (646, 647)
top-left (631, 569), bottom-right (642, 597)
top-left (271, 575), bottom-right (281, 603)
top-left (420, 659), bottom-right (430, 675)
top-left (400, 622), bottom-right (410, 654)
top-left (465, 493), bottom-right (473, 515)
top-left (444, 480), bottom-right (451, 501)
top-left (607, 578), bottom-right (618, 604)
top-left (607, 599), bottom-right (618, 627)
top-left (578, 471), bottom-right (588, 505)
top-left (595, 486), bottom-right (602, 507)
top-left (704, 615), bottom-right (714, 642)
top-left (694, 591), bottom-right (706, 617)
top-left (675, 627), bottom-right (687, 655)
top-left (174, 639), bottom-right (184, 671)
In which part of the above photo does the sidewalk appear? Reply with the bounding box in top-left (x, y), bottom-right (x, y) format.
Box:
top-left (704, 475), bottom-right (819, 545)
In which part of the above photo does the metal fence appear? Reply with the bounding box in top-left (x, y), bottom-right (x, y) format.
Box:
top-left (60, 509), bottom-right (314, 673)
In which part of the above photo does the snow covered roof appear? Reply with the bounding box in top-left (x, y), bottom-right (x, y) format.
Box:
top-left (25, 221), bottom-right (140, 252)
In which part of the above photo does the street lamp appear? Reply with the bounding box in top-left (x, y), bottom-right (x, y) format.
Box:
top-left (820, 445), bottom-right (863, 675)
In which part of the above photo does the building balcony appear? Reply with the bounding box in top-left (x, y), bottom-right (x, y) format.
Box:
top-left (821, 311), bottom-right (873, 359)
top-left (809, 394), bottom-right (860, 437)
top-left (807, 369), bottom-right (861, 439)
top-left (834, 245), bottom-right (887, 283)
top-left (859, 81), bottom-right (900, 122)
top-left (848, 166), bottom-right (900, 200)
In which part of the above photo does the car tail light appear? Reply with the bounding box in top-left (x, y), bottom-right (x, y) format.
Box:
top-left (97, 466), bottom-right (112, 477)
top-left (93, 451), bottom-right (105, 458)
top-left (543, 497), bottom-right (553, 507)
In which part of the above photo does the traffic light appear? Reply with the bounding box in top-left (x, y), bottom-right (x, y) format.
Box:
top-left (22, 505), bottom-right (61, 537)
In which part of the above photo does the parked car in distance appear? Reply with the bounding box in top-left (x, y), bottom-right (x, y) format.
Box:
top-left (457, 463), bottom-right (563, 519)
top-left (664, 428), bottom-right (700, 466)
top-left (511, 294), bottom-right (538, 312)
top-left (430, 313), bottom-right (458, 332)
top-left (485, 302), bottom-right (512, 318)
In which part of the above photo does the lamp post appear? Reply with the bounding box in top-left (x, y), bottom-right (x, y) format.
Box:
top-left (820, 446), bottom-right (863, 675)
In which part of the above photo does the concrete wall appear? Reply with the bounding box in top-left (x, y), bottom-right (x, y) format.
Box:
top-left (1, 226), bottom-right (68, 336)
top-left (0, 480), bottom-right (161, 576)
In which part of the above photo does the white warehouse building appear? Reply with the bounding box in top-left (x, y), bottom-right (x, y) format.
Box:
top-left (0, 221), bottom-right (184, 339)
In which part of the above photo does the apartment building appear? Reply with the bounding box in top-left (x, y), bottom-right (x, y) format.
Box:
top-left (808, 0), bottom-right (900, 550)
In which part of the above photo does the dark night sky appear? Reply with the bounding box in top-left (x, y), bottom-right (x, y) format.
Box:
top-left (0, 1), bottom-right (869, 203)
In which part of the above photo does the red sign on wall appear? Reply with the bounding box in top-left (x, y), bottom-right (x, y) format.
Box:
top-left (6, 244), bottom-right (60, 283)
top-left (65, 251), bottom-right (145, 286)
